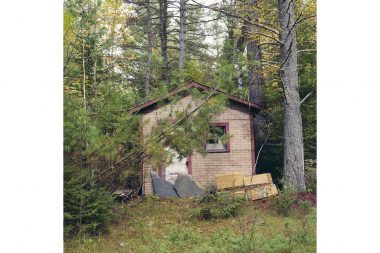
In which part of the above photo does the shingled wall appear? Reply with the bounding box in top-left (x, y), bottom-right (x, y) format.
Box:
top-left (141, 94), bottom-right (255, 194)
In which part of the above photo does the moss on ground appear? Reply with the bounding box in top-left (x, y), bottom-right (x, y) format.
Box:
top-left (64, 197), bottom-right (316, 253)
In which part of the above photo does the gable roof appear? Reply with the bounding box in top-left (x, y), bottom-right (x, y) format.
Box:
top-left (128, 81), bottom-right (263, 114)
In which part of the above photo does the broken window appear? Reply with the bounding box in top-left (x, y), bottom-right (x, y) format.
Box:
top-left (206, 123), bottom-right (230, 152)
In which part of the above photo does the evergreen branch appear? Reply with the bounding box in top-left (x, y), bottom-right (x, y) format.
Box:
top-left (188, 0), bottom-right (280, 35)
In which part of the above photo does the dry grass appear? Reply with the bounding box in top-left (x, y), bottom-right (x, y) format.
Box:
top-left (64, 197), bottom-right (316, 253)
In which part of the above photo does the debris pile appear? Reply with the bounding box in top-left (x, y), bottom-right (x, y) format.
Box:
top-left (113, 188), bottom-right (138, 202)
top-left (174, 174), bottom-right (204, 198)
top-left (151, 171), bottom-right (179, 198)
top-left (151, 171), bottom-right (204, 198)
top-left (215, 172), bottom-right (278, 201)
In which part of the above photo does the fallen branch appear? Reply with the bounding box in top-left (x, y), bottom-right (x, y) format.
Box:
top-left (300, 92), bottom-right (313, 104)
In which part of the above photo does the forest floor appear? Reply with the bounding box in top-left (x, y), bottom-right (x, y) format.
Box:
top-left (65, 195), bottom-right (316, 253)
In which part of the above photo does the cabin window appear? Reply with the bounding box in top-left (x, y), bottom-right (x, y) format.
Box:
top-left (206, 123), bottom-right (230, 152)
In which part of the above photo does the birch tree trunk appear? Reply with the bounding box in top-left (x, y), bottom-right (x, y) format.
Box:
top-left (278, 0), bottom-right (306, 192)
top-left (145, 0), bottom-right (153, 96)
top-left (159, 0), bottom-right (169, 81)
top-left (179, 0), bottom-right (186, 69)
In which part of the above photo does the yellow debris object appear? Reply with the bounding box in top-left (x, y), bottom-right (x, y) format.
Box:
top-left (243, 173), bottom-right (273, 186)
top-left (248, 184), bottom-right (278, 200)
top-left (215, 172), bottom-right (245, 190)
top-left (216, 172), bottom-right (278, 201)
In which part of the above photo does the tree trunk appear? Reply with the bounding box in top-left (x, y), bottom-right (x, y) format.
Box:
top-left (145, 0), bottom-right (153, 96)
top-left (278, 0), bottom-right (306, 192)
top-left (236, 31), bottom-right (245, 89)
top-left (179, 0), bottom-right (186, 69)
top-left (82, 38), bottom-right (86, 110)
top-left (246, 0), bottom-right (266, 150)
top-left (159, 0), bottom-right (169, 81)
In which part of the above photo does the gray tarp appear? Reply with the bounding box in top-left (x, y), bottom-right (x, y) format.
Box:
top-left (174, 174), bottom-right (204, 198)
top-left (150, 171), bottom-right (179, 197)
top-left (151, 171), bottom-right (204, 198)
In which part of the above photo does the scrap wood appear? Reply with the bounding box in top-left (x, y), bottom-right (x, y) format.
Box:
top-left (229, 185), bottom-right (270, 196)
top-left (113, 188), bottom-right (136, 202)
top-left (229, 190), bottom-right (246, 198)
top-left (215, 171), bottom-right (244, 190)
top-left (229, 184), bottom-right (278, 201)
top-left (243, 173), bottom-right (273, 187)
top-left (215, 172), bottom-right (273, 190)
top-left (247, 184), bottom-right (278, 201)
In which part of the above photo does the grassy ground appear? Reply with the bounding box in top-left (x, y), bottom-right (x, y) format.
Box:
top-left (65, 196), bottom-right (316, 253)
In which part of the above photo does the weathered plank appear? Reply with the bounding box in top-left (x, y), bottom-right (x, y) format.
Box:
top-left (248, 184), bottom-right (278, 200)
top-left (230, 190), bottom-right (246, 198)
top-left (215, 172), bottom-right (273, 190)
top-left (243, 173), bottom-right (273, 186)
top-left (215, 172), bottom-right (244, 190)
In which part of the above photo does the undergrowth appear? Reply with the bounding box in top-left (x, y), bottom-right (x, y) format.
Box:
top-left (197, 191), bottom-right (245, 220)
top-left (65, 196), bottom-right (316, 253)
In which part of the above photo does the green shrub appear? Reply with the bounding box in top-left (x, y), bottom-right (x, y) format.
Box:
top-left (218, 201), bottom-right (241, 218)
top-left (200, 192), bottom-right (217, 204)
top-left (144, 194), bottom-right (160, 204)
top-left (198, 192), bottom-right (244, 220)
top-left (204, 183), bottom-right (217, 195)
top-left (298, 200), bottom-right (312, 215)
top-left (304, 159), bottom-right (317, 193)
top-left (200, 207), bottom-right (213, 220)
top-left (200, 183), bottom-right (218, 204)
top-left (64, 165), bottom-right (116, 237)
top-left (272, 188), bottom-right (297, 216)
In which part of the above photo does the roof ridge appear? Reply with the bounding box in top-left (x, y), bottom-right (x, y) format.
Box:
top-left (128, 81), bottom-right (263, 114)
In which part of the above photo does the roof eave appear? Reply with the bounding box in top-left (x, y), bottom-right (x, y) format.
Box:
top-left (128, 81), bottom-right (264, 114)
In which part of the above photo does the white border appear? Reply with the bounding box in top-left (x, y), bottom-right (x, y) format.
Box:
top-left (0, 0), bottom-right (63, 252)
top-left (318, 0), bottom-right (380, 252)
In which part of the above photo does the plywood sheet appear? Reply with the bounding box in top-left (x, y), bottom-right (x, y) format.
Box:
top-left (215, 172), bottom-right (244, 190)
top-left (230, 190), bottom-right (246, 198)
top-left (248, 184), bottom-right (278, 200)
top-left (243, 173), bottom-right (273, 186)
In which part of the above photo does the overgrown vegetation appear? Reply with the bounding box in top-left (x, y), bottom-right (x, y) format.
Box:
top-left (64, 198), bottom-right (316, 253)
top-left (64, 166), bottom-right (116, 237)
top-left (271, 187), bottom-right (298, 217)
top-left (304, 159), bottom-right (317, 193)
top-left (198, 192), bottom-right (244, 220)
top-left (64, 0), bottom-right (316, 239)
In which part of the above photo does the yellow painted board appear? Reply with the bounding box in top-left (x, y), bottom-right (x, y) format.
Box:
top-left (230, 190), bottom-right (246, 198)
top-left (215, 172), bottom-right (244, 190)
top-left (243, 173), bottom-right (273, 186)
top-left (248, 184), bottom-right (278, 201)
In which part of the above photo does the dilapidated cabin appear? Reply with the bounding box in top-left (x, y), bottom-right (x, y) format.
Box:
top-left (129, 82), bottom-right (263, 194)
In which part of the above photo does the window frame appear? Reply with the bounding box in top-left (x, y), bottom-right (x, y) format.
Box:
top-left (205, 122), bottom-right (230, 153)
